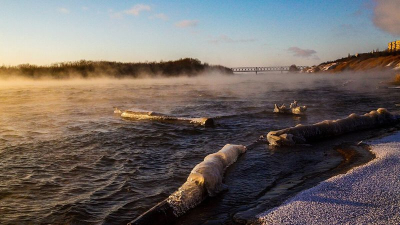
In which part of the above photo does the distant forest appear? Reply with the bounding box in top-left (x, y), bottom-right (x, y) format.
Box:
top-left (0, 58), bottom-right (233, 79)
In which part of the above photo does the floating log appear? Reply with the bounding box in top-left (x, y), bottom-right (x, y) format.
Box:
top-left (115, 108), bottom-right (215, 127)
top-left (267, 108), bottom-right (400, 146)
top-left (273, 100), bottom-right (307, 115)
top-left (128, 144), bottom-right (246, 225)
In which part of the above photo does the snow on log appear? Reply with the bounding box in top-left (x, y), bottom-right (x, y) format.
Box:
top-left (273, 100), bottom-right (307, 115)
top-left (129, 144), bottom-right (246, 225)
top-left (267, 108), bottom-right (400, 146)
top-left (114, 108), bottom-right (214, 127)
top-left (167, 144), bottom-right (246, 216)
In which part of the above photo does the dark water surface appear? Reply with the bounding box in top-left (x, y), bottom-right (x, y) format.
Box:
top-left (0, 73), bottom-right (399, 224)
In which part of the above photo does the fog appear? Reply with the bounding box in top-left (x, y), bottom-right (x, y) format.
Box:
top-left (0, 70), bottom-right (397, 93)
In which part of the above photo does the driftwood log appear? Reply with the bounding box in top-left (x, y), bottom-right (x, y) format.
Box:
top-left (115, 108), bottom-right (214, 127)
top-left (267, 108), bottom-right (399, 146)
top-left (129, 144), bottom-right (246, 225)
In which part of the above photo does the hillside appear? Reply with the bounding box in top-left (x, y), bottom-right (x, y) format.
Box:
top-left (303, 51), bottom-right (400, 73)
top-left (0, 58), bottom-right (233, 79)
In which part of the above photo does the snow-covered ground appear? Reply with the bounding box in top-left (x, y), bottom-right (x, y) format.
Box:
top-left (258, 132), bottom-right (400, 225)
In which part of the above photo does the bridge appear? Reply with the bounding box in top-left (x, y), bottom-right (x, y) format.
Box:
top-left (231, 66), bottom-right (308, 74)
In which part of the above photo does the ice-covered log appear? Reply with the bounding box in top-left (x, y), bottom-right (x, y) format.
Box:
top-left (273, 101), bottom-right (307, 115)
top-left (114, 108), bottom-right (214, 127)
top-left (267, 108), bottom-right (400, 146)
top-left (167, 144), bottom-right (246, 216)
top-left (129, 144), bottom-right (246, 225)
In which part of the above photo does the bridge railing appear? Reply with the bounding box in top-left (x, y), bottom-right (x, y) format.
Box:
top-left (231, 66), bottom-right (307, 73)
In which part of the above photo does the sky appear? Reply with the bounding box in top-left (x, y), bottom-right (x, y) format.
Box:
top-left (0, 0), bottom-right (399, 67)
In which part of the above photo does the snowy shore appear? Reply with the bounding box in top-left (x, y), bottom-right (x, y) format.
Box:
top-left (258, 131), bottom-right (400, 224)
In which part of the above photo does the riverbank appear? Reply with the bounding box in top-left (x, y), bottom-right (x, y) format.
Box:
top-left (258, 131), bottom-right (400, 224)
top-left (303, 51), bottom-right (400, 73)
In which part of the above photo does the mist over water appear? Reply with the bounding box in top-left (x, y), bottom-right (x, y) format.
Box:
top-left (1, 72), bottom-right (399, 224)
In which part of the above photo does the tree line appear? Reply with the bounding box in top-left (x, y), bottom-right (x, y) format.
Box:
top-left (0, 58), bottom-right (233, 79)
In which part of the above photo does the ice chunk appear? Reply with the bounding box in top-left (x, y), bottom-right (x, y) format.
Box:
top-left (273, 101), bottom-right (307, 115)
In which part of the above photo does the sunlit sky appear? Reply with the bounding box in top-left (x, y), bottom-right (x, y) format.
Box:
top-left (1, 0), bottom-right (399, 67)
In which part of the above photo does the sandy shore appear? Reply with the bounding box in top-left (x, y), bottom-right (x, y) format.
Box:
top-left (258, 131), bottom-right (400, 224)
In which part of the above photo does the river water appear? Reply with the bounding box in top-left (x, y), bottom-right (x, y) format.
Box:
top-left (0, 73), bottom-right (399, 224)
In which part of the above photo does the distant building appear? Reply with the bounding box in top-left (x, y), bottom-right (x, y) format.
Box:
top-left (388, 40), bottom-right (400, 52)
